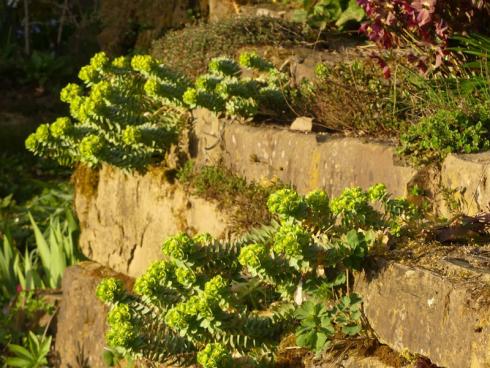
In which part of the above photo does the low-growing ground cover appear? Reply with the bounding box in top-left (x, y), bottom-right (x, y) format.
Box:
top-left (96, 184), bottom-right (425, 367)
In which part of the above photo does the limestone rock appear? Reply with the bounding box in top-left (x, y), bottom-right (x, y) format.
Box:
top-left (74, 165), bottom-right (233, 277)
top-left (441, 152), bottom-right (490, 215)
top-left (208, 0), bottom-right (238, 22)
top-left (54, 262), bottom-right (133, 368)
top-left (290, 116), bottom-right (313, 132)
top-left (193, 109), bottom-right (418, 197)
top-left (354, 259), bottom-right (490, 368)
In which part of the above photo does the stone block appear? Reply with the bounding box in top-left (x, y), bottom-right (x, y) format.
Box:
top-left (441, 153), bottom-right (490, 215)
top-left (54, 262), bottom-right (133, 368)
top-left (193, 109), bottom-right (418, 198)
top-left (355, 258), bottom-right (490, 368)
top-left (74, 165), bottom-right (233, 277)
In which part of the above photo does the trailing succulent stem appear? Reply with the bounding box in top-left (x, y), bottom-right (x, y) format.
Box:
top-left (97, 184), bottom-right (422, 367)
top-left (26, 52), bottom-right (294, 171)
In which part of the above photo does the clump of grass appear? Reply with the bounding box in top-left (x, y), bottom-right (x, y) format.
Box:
top-left (150, 16), bottom-right (314, 78)
top-left (296, 59), bottom-right (412, 138)
top-left (177, 161), bottom-right (284, 231)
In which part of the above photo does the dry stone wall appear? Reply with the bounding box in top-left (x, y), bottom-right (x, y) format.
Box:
top-left (192, 109), bottom-right (418, 197)
top-left (61, 113), bottom-right (490, 368)
top-left (74, 165), bottom-right (233, 278)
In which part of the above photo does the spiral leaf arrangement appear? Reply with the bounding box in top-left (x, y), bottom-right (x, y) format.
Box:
top-left (26, 52), bottom-right (293, 171)
top-left (183, 51), bottom-right (290, 119)
top-left (97, 184), bottom-right (421, 367)
top-left (25, 53), bottom-right (190, 170)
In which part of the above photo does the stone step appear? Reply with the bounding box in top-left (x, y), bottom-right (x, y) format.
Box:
top-left (354, 249), bottom-right (490, 368)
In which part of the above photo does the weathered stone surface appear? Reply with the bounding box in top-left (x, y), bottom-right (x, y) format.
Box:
top-left (55, 262), bottom-right (133, 368)
top-left (441, 152), bottom-right (490, 216)
top-left (354, 258), bottom-right (490, 368)
top-left (74, 165), bottom-right (233, 277)
top-left (193, 109), bottom-right (418, 197)
top-left (208, 0), bottom-right (237, 22)
top-left (290, 116), bottom-right (313, 132)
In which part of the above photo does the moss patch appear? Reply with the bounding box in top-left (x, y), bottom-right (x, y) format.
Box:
top-left (71, 165), bottom-right (100, 200)
top-left (177, 161), bottom-right (284, 231)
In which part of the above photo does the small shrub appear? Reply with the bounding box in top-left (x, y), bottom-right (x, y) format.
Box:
top-left (398, 103), bottom-right (490, 166)
top-left (150, 16), bottom-right (315, 78)
top-left (300, 60), bottom-right (410, 136)
top-left (97, 184), bottom-right (421, 366)
top-left (297, 0), bottom-right (365, 30)
top-left (357, 0), bottom-right (490, 73)
top-left (184, 52), bottom-right (292, 119)
top-left (25, 52), bottom-right (189, 170)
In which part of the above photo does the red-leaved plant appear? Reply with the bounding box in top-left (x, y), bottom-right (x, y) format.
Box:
top-left (357, 0), bottom-right (490, 75)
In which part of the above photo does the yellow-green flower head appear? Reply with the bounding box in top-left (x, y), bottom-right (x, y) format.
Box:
top-left (25, 134), bottom-right (38, 152)
top-left (368, 183), bottom-right (388, 201)
top-left (164, 304), bottom-right (190, 332)
top-left (239, 51), bottom-right (273, 72)
top-left (78, 65), bottom-right (98, 84)
top-left (208, 57), bottom-right (241, 77)
top-left (96, 278), bottom-right (125, 304)
top-left (143, 78), bottom-right (159, 97)
top-left (90, 52), bottom-right (109, 70)
top-left (162, 233), bottom-right (194, 260)
top-left (182, 88), bottom-right (198, 108)
top-left (184, 295), bottom-right (209, 317)
top-left (133, 260), bottom-right (174, 297)
top-left (50, 117), bottom-right (72, 138)
top-left (131, 54), bottom-right (156, 74)
top-left (90, 80), bottom-right (111, 101)
top-left (108, 303), bottom-right (132, 326)
top-left (273, 222), bottom-right (310, 258)
top-left (79, 135), bottom-right (103, 163)
top-left (175, 266), bottom-right (196, 288)
top-left (267, 188), bottom-right (307, 219)
top-left (34, 124), bottom-right (50, 142)
top-left (330, 187), bottom-right (370, 215)
top-left (195, 74), bottom-right (223, 91)
top-left (238, 243), bottom-right (268, 269)
top-left (193, 233), bottom-right (213, 246)
top-left (122, 126), bottom-right (142, 146)
top-left (60, 83), bottom-right (83, 103)
top-left (106, 322), bottom-right (136, 348)
top-left (305, 190), bottom-right (329, 209)
top-left (225, 96), bottom-right (258, 118)
top-left (203, 275), bottom-right (228, 302)
top-left (112, 56), bottom-right (130, 69)
top-left (197, 343), bottom-right (232, 368)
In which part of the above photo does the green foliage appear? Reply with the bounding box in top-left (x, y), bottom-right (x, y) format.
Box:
top-left (300, 60), bottom-right (409, 137)
top-left (96, 278), bottom-right (126, 305)
top-left (25, 52), bottom-right (188, 170)
top-left (295, 293), bottom-right (362, 355)
top-left (297, 0), bottom-right (365, 30)
top-left (21, 51), bottom-right (73, 89)
top-left (398, 104), bottom-right (490, 166)
top-left (177, 163), bottom-right (284, 231)
top-left (26, 50), bottom-right (295, 171)
top-left (97, 184), bottom-right (421, 366)
top-left (4, 332), bottom-right (51, 368)
top-left (197, 343), bottom-right (232, 368)
top-left (0, 211), bottom-right (81, 303)
top-left (150, 17), bottom-right (314, 78)
top-left (184, 53), bottom-right (291, 119)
